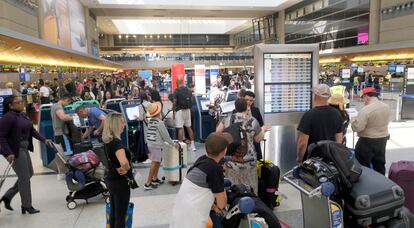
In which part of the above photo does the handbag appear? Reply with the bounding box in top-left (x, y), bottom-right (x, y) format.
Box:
top-left (103, 144), bottom-right (139, 189)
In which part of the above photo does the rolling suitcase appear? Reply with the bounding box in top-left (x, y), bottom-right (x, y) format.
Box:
top-left (257, 160), bottom-right (280, 209)
top-left (257, 139), bottom-right (281, 209)
top-left (162, 141), bottom-right (188, 184)
top-left (344, 167), bottom-right (405, 227)
top-left (389, 161), bottom-right (414, 214)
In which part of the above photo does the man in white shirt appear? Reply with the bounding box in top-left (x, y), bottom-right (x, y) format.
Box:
top-left (351, 87), bottom-right (390, 175)
top-left (39, 80), bottom-right (51, 104)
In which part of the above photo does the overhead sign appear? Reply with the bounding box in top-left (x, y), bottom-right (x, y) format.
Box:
top-left (210, 65), bottom-right (219, 85)
top-left (195, 65), bottom-right (206, 94)
top-left (138, 70), bottom-right (153, 79)
top-left (341, 69), bottom-right (351, 79)
top-left (171, 64), bottom-right (185, 92)
top-left (407, 68), bottom-right (414, 80)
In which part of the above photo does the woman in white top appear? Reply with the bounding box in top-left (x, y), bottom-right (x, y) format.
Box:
top-left (39, 80), bottom-right (51, 104)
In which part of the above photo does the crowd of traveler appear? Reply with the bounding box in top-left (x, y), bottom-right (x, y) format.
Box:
top-left (0, 68), bottom-right (392, 228)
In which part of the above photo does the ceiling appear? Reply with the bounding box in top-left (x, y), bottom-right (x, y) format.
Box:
top-left (81, 0), bottom-right (302, 35)
top-left (0, 28), bottom-right (120, 70)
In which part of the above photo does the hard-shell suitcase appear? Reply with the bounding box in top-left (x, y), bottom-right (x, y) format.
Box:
top-left (389, 161), bottom-right (414, 214)
top-left (344, 167), bottom-right (405, 227)
top-left (162, 141), bottom-right (187, 184)
top-left (375, 207), bottom-right (414, 228)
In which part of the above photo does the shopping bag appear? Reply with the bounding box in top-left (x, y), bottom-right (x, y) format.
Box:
top-left (105, 202), bottom-right (134, 228)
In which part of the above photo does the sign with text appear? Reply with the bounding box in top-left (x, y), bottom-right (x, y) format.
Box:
top-left (0, 88), bottom-right (13, 119)
top-left (172, 64), bottom-right (185, 92)
top-left (210, 65), bottom-right (219, 85)
top-left (195, 65), bottom-right (206, 94)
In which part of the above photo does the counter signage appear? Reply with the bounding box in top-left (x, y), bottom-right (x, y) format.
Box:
top-left (210, 65), bottom-right (219, 85)
top-left (407, 68), bottom-right (414, 80)
top-left (0, 88), bottom-right (13, 119)
top-left (194, 64), bottom-right (206, 94)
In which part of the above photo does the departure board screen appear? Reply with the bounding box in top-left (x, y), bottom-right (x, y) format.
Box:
top-left (263, 53), bottom-right (313, 113)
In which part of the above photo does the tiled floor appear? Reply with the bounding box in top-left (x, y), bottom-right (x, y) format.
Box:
top-left (1, 98), bottom-right (413, 228)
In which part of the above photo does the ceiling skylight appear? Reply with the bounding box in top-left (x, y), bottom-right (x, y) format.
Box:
top-left (97, 0), bottom-right (292, 9)
top-left (112, 19), bottom-right (248, 34)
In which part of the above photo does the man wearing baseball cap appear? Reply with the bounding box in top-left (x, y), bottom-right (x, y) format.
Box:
top-left (296, 84), bottom-right (344, 163)
top-left (351, 87), bottom-right (390, 175)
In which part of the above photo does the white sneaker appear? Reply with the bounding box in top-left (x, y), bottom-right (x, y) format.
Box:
top-left (57, 174), bottom-right (65, 181)
top-left (189, 145), bottom-right (196, 152)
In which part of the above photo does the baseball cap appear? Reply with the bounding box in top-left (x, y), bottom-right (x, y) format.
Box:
top-left (313, 84), bottom-right (331, 98)
top-left (361, 87), bottom-right (377, 98)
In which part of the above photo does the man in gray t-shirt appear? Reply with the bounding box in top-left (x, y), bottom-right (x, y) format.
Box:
top-left (51, 96), bottom-right (73, 155)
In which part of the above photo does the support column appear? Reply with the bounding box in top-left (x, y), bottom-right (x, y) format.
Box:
top-left (37, 0), bottom-right (45, 39)
top-left (369, 0), bottom-right (381, 44)
top-left (276, 10), bottom-right (285, 44)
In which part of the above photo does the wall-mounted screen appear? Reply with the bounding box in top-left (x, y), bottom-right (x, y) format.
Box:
top-left (357, 67), bottom-right (364, 73)
top-left (263, 53), bottom-right (312, 113)
top-left (388, 65), bottom-right (396, 72)
top-left (396, 65), bottom-right (406, 73)
top-left (341, 69), bottom-right (351, 79)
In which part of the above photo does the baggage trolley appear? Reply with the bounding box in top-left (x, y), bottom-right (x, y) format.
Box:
top-left (0, 162), bottom-right (13, 212)
top-left (283, 168), bottom-right (344, 228)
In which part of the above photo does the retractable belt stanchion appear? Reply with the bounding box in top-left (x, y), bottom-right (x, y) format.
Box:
top-left (395, 93), bottom-right (402, 122)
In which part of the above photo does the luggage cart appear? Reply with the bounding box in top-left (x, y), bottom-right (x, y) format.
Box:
top-left (283, 168), bottom-right (344, 228)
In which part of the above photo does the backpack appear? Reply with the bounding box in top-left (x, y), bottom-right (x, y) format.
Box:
top-left (176, 87), bottom-right (192, 109)
top-left (307, 140), bottom-right (362, 189)
top-left (223, 115), bottom-right (252, 162)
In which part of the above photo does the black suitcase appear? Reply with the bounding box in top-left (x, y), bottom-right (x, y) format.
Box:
top-left (374, 207), bottom-right (414, 228)
top-left (298, 158), bottom-right (340, 193)
top-left (344, 167), bottom-right (405, 227)
top-left (73, 142), bottom-right (93, 154)
top-left (257, 160), bottom-right (280, 209)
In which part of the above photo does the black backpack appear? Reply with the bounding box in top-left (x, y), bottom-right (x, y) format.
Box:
top-left (176, 87), bottom-right (192, 109)
top-left (223, 115), bottom-right (253, 162)
top-left (307, 140), bottom-right (363, 189)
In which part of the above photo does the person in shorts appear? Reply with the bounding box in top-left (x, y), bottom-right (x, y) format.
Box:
top-left (170, 133), bottom-right (228, 228)
top-left (173, 78), bottom-right (196, 151)
top-left (145, 102), bottom-right (179, 190)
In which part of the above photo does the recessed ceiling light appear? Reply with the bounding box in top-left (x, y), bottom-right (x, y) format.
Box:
top-left (118, 35), bottom-right (122, 38)
top-left (144, 35), bottom-right (147, 38)
top-left (157, 35), bottom-right (160, 39)
top-left (133, 35), bottom-right (136, 38)
top-left (14, 46), bottom-right (22, 51)
top-left (164, 35), bottom-right (167, 38)
top-left (150, 35), bottom-right (153, 38)
top-left (126, 35), bottom-right (129, 38)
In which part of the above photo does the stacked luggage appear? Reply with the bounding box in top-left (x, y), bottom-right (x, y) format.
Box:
top-left (296, 140), bottom-right (413, 227)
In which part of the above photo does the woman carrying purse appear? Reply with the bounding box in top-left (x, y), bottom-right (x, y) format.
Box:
top-left (102, 112), bottom-right (133, 228)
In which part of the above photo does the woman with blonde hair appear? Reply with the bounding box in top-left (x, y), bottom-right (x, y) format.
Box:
top-left (103, 112), bottom-right (132, 228)
top-left (328, 94), bottom-right (350, 144)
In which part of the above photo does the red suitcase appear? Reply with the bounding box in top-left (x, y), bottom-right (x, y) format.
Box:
top-left (389, 161), bottom-right (414, 214)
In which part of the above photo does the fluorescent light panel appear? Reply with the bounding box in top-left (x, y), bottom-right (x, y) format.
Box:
top-left (97, 0), bottom-right (289, 8)
top-left (112, 19), bottom-right (248, 34)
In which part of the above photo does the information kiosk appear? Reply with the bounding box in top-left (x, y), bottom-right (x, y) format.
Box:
top-left (253, 44), bottom-right (319, 174)
top-left (193, 95), bottom-right (215, 142)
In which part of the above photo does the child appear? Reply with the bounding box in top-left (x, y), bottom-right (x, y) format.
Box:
top-left (170, 133), bottom-right (229, 228)
top-left (145, 102), bottom-right (177, 190)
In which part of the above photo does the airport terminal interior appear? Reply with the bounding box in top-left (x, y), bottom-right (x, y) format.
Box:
top-left (1, 0), bottom-right (414, 227)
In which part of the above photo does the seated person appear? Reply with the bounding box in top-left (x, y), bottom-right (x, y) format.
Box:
top-left (75, 106), bottom-right (107, 140)
top-left (170, 133), bottom-right (228, 228)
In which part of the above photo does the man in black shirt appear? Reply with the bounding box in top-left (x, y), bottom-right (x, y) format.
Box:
top-left (296, 84), bottom-right (343, 163)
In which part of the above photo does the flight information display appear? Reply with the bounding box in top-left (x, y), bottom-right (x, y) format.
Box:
top-left (263, 53), bottom-right (313, 113)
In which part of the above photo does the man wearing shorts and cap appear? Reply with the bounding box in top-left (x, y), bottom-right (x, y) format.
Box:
top-left (351, 87), bottom-right (390, 175)
top-left (296, 84), bottom-right (344, 163)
